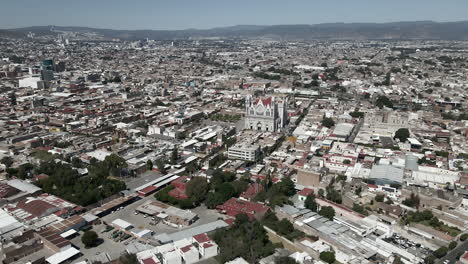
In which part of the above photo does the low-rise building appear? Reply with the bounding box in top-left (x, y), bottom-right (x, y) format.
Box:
top-left (227, 142), bottom-right (261, 161)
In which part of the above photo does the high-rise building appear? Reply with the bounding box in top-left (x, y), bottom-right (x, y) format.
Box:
top-left (244, 95), bottom-right (288, 132)
top-left (42, 59), bottom-right (54, 71)
top-left (40, 70), bottom-right (54, 81)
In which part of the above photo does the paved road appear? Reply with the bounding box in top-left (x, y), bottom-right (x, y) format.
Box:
top-left (348, 117), bottom-right (364, 143)
top-left (124, 170), bottom-right (163, 190)
top-left (438, 240), bottom-right (468, 264)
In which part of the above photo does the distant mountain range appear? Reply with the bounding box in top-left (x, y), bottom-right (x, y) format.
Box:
top-left (2, 21), bottom-right (468, 41)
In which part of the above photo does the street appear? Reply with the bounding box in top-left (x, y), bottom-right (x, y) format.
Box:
top-left (438, 240), bottom-right (468, 264)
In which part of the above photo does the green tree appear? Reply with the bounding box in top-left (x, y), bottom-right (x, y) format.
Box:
top-left (424, 255), bottom-right (436, 264)
top-left (155, 159), bottom-right (167, 174)
top-left (353, 203), bottom-right (368, 216)
top-left (71, 157), bottom-right (82, 168)
top-left (349, 111), bottom-right (365, 118)
top-left (231, 180), bottom-right (249, 196)
top-left (318, 188), bottom-right (325, 198)
top-left (277, 219), bottom-right (294, 236)
top-left (185, 162), bottom-right (199, 175)
top-left (375, 194), bottom-right (385, 202)
top-left (277, 177), bottom-right (296, 196)
top-left (119, 253), bottom-right (139, 264)
top-left (205, 192), bottom-right (226, 209)
top-left (304, 194), bottom-right (318, 212)
top-left (326, 187), bottom-right (342, 204)
top-left (81, 230), bottom-right (98, 248)
top-left (234, 213), bottom-right (249, 227)
top-left (171, 148), bottom-right (178, 164)
top-left (394, 128), bottom-right (410, 143)
top-left (216, 182), bottom-right (236, 201)
top-left (393, 256), bottom-right (403, 264)
top-left (321, 117), bottom-right (335, 128)
top-left (146, 160), bottom-right (153, 171)
top-left (1, 156), bottom-right (13, 168)
top-left (460, 233), bottom-right (468, 241)
top-left (186, 177), bottom-right (209, 204)
top-left (17, 163), bottom-right (34, 179)
top-left (213, 215), bottom-right (275, 263)
top-left (448, 241), bottom-right (457, 250)
top-left (319, 206), bottom-right (335, 221)
top-left (319, 251), bottom-right (335, 264)
top-left (402, 193), bottom-right (420, 209)
top-left (376, 95), bottom-right (393, 109)
top-left (433, 246), bottom-right (448, 258)
top-left (102, 154), bottom-right (127, 177)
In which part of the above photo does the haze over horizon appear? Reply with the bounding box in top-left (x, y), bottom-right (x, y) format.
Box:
top-left (2, 0), bottom-right (468, 30)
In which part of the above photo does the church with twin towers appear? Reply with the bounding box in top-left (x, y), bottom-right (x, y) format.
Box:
top-left (244, 95), bottom-right (288, 132)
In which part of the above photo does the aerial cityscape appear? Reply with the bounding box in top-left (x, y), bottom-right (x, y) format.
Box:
top-left (0, 2), bottom-right (467, 264)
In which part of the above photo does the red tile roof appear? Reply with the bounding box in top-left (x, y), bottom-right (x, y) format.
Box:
top-left (193, 233), bottom-right (211, 244)
top-left (142, 257), bottom-right (160, 264)
top-left (37, 228), bottom-right (71, 251)
top-left (33, 173), bottom-right (49, 181)
top-left (254, 97), bottom-right (272, 106)
top-left (17, 199), bottom-right (57, 217)
top-left (0, 183), bottom-right (20, 198)
top-left (224, 218), bottom-right (235, 226)
top-left (168, 187), bottom-right (188, 200)
top-left (138, 186), bottom-right (157, 194)
top-left (180, 244), bottom-right (194, 253)
top-left (203, 243), bottom-right (214, 248)
top-left (216, 198), bottom-right (269, 219)
top-left (462, 252), bottom-right (468, 260)
top-left (171, 176), bottom-right (189, 188)
top-left (298, 188), bottom-right (314, 197)
top-left (240, 183), bottom-right (263, 200)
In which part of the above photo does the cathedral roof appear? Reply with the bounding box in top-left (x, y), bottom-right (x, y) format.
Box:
top-left (254, 97), bottom-right (272, 106)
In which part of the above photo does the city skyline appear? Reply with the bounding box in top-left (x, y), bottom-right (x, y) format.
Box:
top-left (1, 0), bottom-right (468, 30)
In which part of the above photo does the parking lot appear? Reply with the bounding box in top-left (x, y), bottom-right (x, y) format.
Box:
top-left (383, 233), bottom-right (433, 262)
top-left (70, 226), bottom-right (127, 263)
top-left (101, 196), bottom-right (176, 234)
top-left (101, 195), bottom-right (226, 236)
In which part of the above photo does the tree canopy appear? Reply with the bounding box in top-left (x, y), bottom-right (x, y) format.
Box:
top-left (36, 159), bottom-right (126, 206)
top-left (394, 128), bottom-right (410, 143)
top-left (1, 156), bottom-right (13, 168)
top-left (320, 251), bottom-right (336, 264)
top-left (81, 230), bottom-right (98, 248)
top-left (319, 206), bottom-right (335, 221)
top-left (212, 214), bottom-right (276, 263)
top-left (119, 253), bottom-right (139, 264)
top-left (321, 117), bottom-right (335, 128)
top-left (402, 192), bottom-right (420, 208)
top-left (376, 95), bottom-right (393, 109)
top-left (186, 177), bottom-right (209, 204)
top-left (304, 194), bottom-right (318, 212)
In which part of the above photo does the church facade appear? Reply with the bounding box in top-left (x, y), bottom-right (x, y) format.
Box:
top-left (244, 95), bottom-right (288, 132)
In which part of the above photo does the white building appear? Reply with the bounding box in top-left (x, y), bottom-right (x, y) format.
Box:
top-left (228, 143), bottom-right (261, 161)
top-left (244, 96), bottom-right (288, 132)
top-left (18, 76), bottom-right (41, 89)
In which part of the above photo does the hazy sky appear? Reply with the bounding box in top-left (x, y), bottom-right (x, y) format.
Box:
top-left (2, 0), bottom-right (467, 30)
